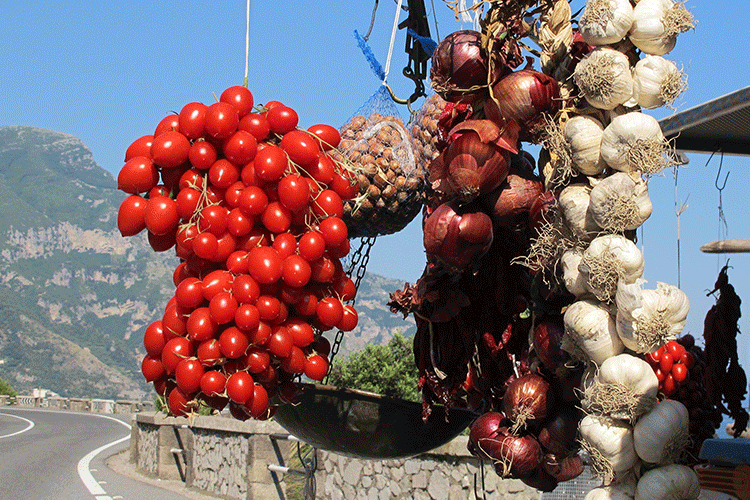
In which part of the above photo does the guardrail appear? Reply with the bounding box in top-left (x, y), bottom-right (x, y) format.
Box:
top-left (0, 394), bottom-right (154, 413)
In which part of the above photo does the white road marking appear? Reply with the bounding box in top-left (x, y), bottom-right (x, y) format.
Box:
top-left (0, 412), bottom-right (35, 439)
top-left (75, 413), bottom-right (131, 498)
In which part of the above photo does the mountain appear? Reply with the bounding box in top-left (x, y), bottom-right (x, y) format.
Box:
top-left (0, 126), bottom-right (415, 400)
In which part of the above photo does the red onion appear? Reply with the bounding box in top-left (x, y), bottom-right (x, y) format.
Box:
top-left (532, 320), bottom-right (565, 373)
top-left (467, 411), bottom-right (510, 461)
top-left (489, 433), bottom-right (543, 479)
top-left (502, 372), bottom-right (552, 432)
top-left (485, 68), bottom-right (561, 142)
top-left (430, 30), bottom-right (501, 105)
top-left (542, 453), bottom-right (584, 482)
top-left (480, 166), bottom-right (544, 228)
top-left (520, 466), bottom-right (558, 492)
top-left (423, 201), bottom-right (494, 272)
top-left (429, 120), bottom-right (513, 202)
top-left (528, 190), bottom-right (556, 231)
top-left (538, 405), bottom-right (581, 456)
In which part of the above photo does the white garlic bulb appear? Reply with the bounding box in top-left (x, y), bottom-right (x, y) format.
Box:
top-left (579, 234), bottom-right (644, 302)
top-left (633, 55), bottom-right (686, 109)
top-left (629, 0), bottom-right (695, 56)
top-left (565, 115), bottom-right (607, 176)
top-left (600, 111), bottom-right (670, 175)
top-left (563, 298), bottom-right (624, 365)
top-left (574, 47), bottom-right (634, 110)
top-left (558, 183), bottom-right (601, 241)
top-left (561, 248), bottom-right (590, 298)
top-left (589, 172), bottom-right (653, 231)
top-left (615, 278), bottom-right (690, 353)
top-left (579, 0), bottom-right (635, 46)
top-left (579, 414), bottom-right (638, 484)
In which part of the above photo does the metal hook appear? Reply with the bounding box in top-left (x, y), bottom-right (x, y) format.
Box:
top-left (707, 149), bottom-right (729, 191)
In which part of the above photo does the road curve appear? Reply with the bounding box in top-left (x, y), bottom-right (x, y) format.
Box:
top-left (0, 408), bottom-right (208, 500)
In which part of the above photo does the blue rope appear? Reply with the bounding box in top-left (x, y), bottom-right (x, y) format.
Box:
top-left (354, 29), bottom-right (385, 81)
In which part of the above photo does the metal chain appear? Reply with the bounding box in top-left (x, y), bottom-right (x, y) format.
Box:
top-left (323, 236), bottom-right (377, 383)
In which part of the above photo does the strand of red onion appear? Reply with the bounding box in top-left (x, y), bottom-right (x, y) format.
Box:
top-left (423, 201), bottom-right (494, 273)
top-left (501, 372), bottom-right (552, 433)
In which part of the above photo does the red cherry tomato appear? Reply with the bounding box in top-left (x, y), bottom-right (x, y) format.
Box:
top-left (679, 350), bottom-right (695, 370)
top-left (200, 370), bottom-right (227, 397)
top-left (267, 326), bottom-right (294, 358)
top-left (219, 326), bottom-right (250, 359)
top-left (666, 341), bottom-right (686, 361)
top-left (118, 195), bottom-right (148, 237)
top-left (254, 144), bottom-right (289, 183)
top-left (280, 129), bottom-right (320, 167)
top-left (186, 307), bottom-right (219, 342)
top-left (223, 130), bottom-right (258, 166)
top-left (178, 101), bottom-right (208, 140)
top-left (247, 246), bottom-right (283, 285)
top-left (151, 130), bottom-right (191, 169)
top-left (659, 352), bottom-right (674, 374)
top-left (316, 297), bottom-right (343, 329)
top-left (225, 371), bottom-right (254, 404)
top-left (144, 196), bottom-right (179, 236)
top-left (154, 114), bottom-right (180, 137)
top-left (204, 101), bottom-right (239, 139)
top-left (142, 354), bottom-right (166, 382)
top-left (307, 124), bottom-right (340, 150)
top-left (188, 140), bottom-right (218, 170)
top-left (125, 134), bottom-right (154, 161)
top-left (175, 358), bottom-right (205, 394)
top-left (238, 113), bottom-right (270, 141)
top-left (118, 156), bottom-right (159, 194)
top-left (277, 174), bottom-right (311, 213)
top-left (671, 363), bottom-right (689, 384)
top-left (220, 85), bottom-right (254, 118)
top-left (266, 105), bottom-right (298, 134)
top-left (304, 353), bottom-right (329, 381)
top-left (662, 373), bottom-right (677, 396)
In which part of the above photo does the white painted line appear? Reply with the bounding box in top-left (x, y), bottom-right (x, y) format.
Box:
top-left (76, 414), bottom-right (132, 498)
top-left (0, 412), bottom-right (35, 439)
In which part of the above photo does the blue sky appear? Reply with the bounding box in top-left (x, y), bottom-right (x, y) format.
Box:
top-left (2, 1), bottom-right (750, 432)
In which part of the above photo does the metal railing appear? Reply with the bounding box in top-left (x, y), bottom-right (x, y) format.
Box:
top-left (0, 394), bottom-right (154, 413)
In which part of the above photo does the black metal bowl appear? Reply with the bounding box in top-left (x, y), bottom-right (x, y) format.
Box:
top-left (272, 383), bottom-right (477, 459)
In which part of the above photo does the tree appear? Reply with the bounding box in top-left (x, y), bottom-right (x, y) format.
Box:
top-left (327, 332), bottom-right (420, 402)
top-left (0, 376), bottom-right (17, 397)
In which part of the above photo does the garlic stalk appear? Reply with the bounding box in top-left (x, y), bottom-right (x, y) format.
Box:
top-left (579, 234), bottom-right (644, 303)
top-left (600, 111), bottom-right (673, 175)
top-left (558, 183), bottom-right (600, 241)
top-left (574, 47), bottom-right (634, 110)
top-left (634, 464), bottom-right (700, 500)
top-left (579, 414), bottom-right (638, 484)
top-left (563, 298), bottom-right (623, 365)
top-left (633, 55), bottom-right (687, 109)
top-left (579, 0), bottom-right (634, 46)
top-left (589, 172), bottom-right (653, 232)
top-left (615, 278), bottom-right (690, 353)
top-left (582, 353), bottom-right (659, 423)
top-left (629, 0), bottom-right (695, 56)
top-left (633, 399), bottom-right (690, 465)
top-left (564, 115), bottom-right (607, 176)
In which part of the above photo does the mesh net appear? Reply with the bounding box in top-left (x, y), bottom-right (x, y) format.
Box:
top-left (336, 85), bottom-right (427, 238)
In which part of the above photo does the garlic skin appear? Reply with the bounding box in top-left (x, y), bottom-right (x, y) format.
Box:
top-left (629, 0), bottom-right (695, 56)
top-left (558, 183), bottom-right (600, 241)
top-left (633, 55), bottom-right (686, 109)
top-left (634, 464), bottom-right (700, 500)
top-left (574, 47), bottom-right (634, 110)
top-left (561, 248), bottom-right (590, 298)
top-left (615, 279), bottom-right (690, 353)
top-left (584, 353), bottom-right (659, 422)
top-left (600, 111), bottom-right (668, 174)
top-left (589, 172), bottom-right (653, 232)
top-left (579, 234), bottom-right (644, 303)
top-left (633, 399), bottom-right (690, 465)
top-left (584, 471), bottom-right (637, 500)
top-left (579, 0), bottom-right (634, 46)
top-left (565, 115), bottom-right (607, 176)
top-left (563, 298), bottom-right (623, 365)
top-left (579, 414), bottom-right (638, 484)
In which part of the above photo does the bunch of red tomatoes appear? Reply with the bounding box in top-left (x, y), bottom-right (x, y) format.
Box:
top-left (118, 85), bottom-right (360, 419)
top-left (644, 338), bottom-right (695, 397)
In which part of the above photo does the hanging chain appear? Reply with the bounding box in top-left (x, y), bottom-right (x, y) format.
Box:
top-left (707, 149), bottom-right (730, 273)
top-left (324, 236), bottom-right (377, 383)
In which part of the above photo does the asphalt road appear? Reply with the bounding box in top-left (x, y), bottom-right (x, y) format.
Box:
top-left (0, 407), bottom-right (212, 500)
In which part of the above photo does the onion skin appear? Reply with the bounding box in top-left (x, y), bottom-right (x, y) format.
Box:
top-left (538, 405), bottom-right (581, 456)
top-left (430, 30), bottom-right (501, 105)
top-left (486, 69), bottom-right (561, 142)
top-left (502, 372), bottom-right (552, 430)
top-left (542, 453), bottom-right (584, 482)
top-left (480, 166), bottom-right (544, 228)
top-left (532, 320), bottom-right (565, 373)
top-left (429, 124), bottom-right (512, 203)
top-left (467, 411), bottom-right (510, 461)
top-left (490, 433), bottom-right (544, 479)
top-left (423, 201), bottom-right (494, 272)
top-left (521, 466), bottom-right (558, 492)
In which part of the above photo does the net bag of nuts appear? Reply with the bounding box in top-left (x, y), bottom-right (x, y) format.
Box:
top-left (334, 85), bottom-right (427, 238)
top-left (409, 92), bottom-right (450, 174)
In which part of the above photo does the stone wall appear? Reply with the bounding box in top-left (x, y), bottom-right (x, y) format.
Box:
top-left (316, 437), bottom-right (541, 500)
top-left (131, 412), bottom-right (545, 500)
